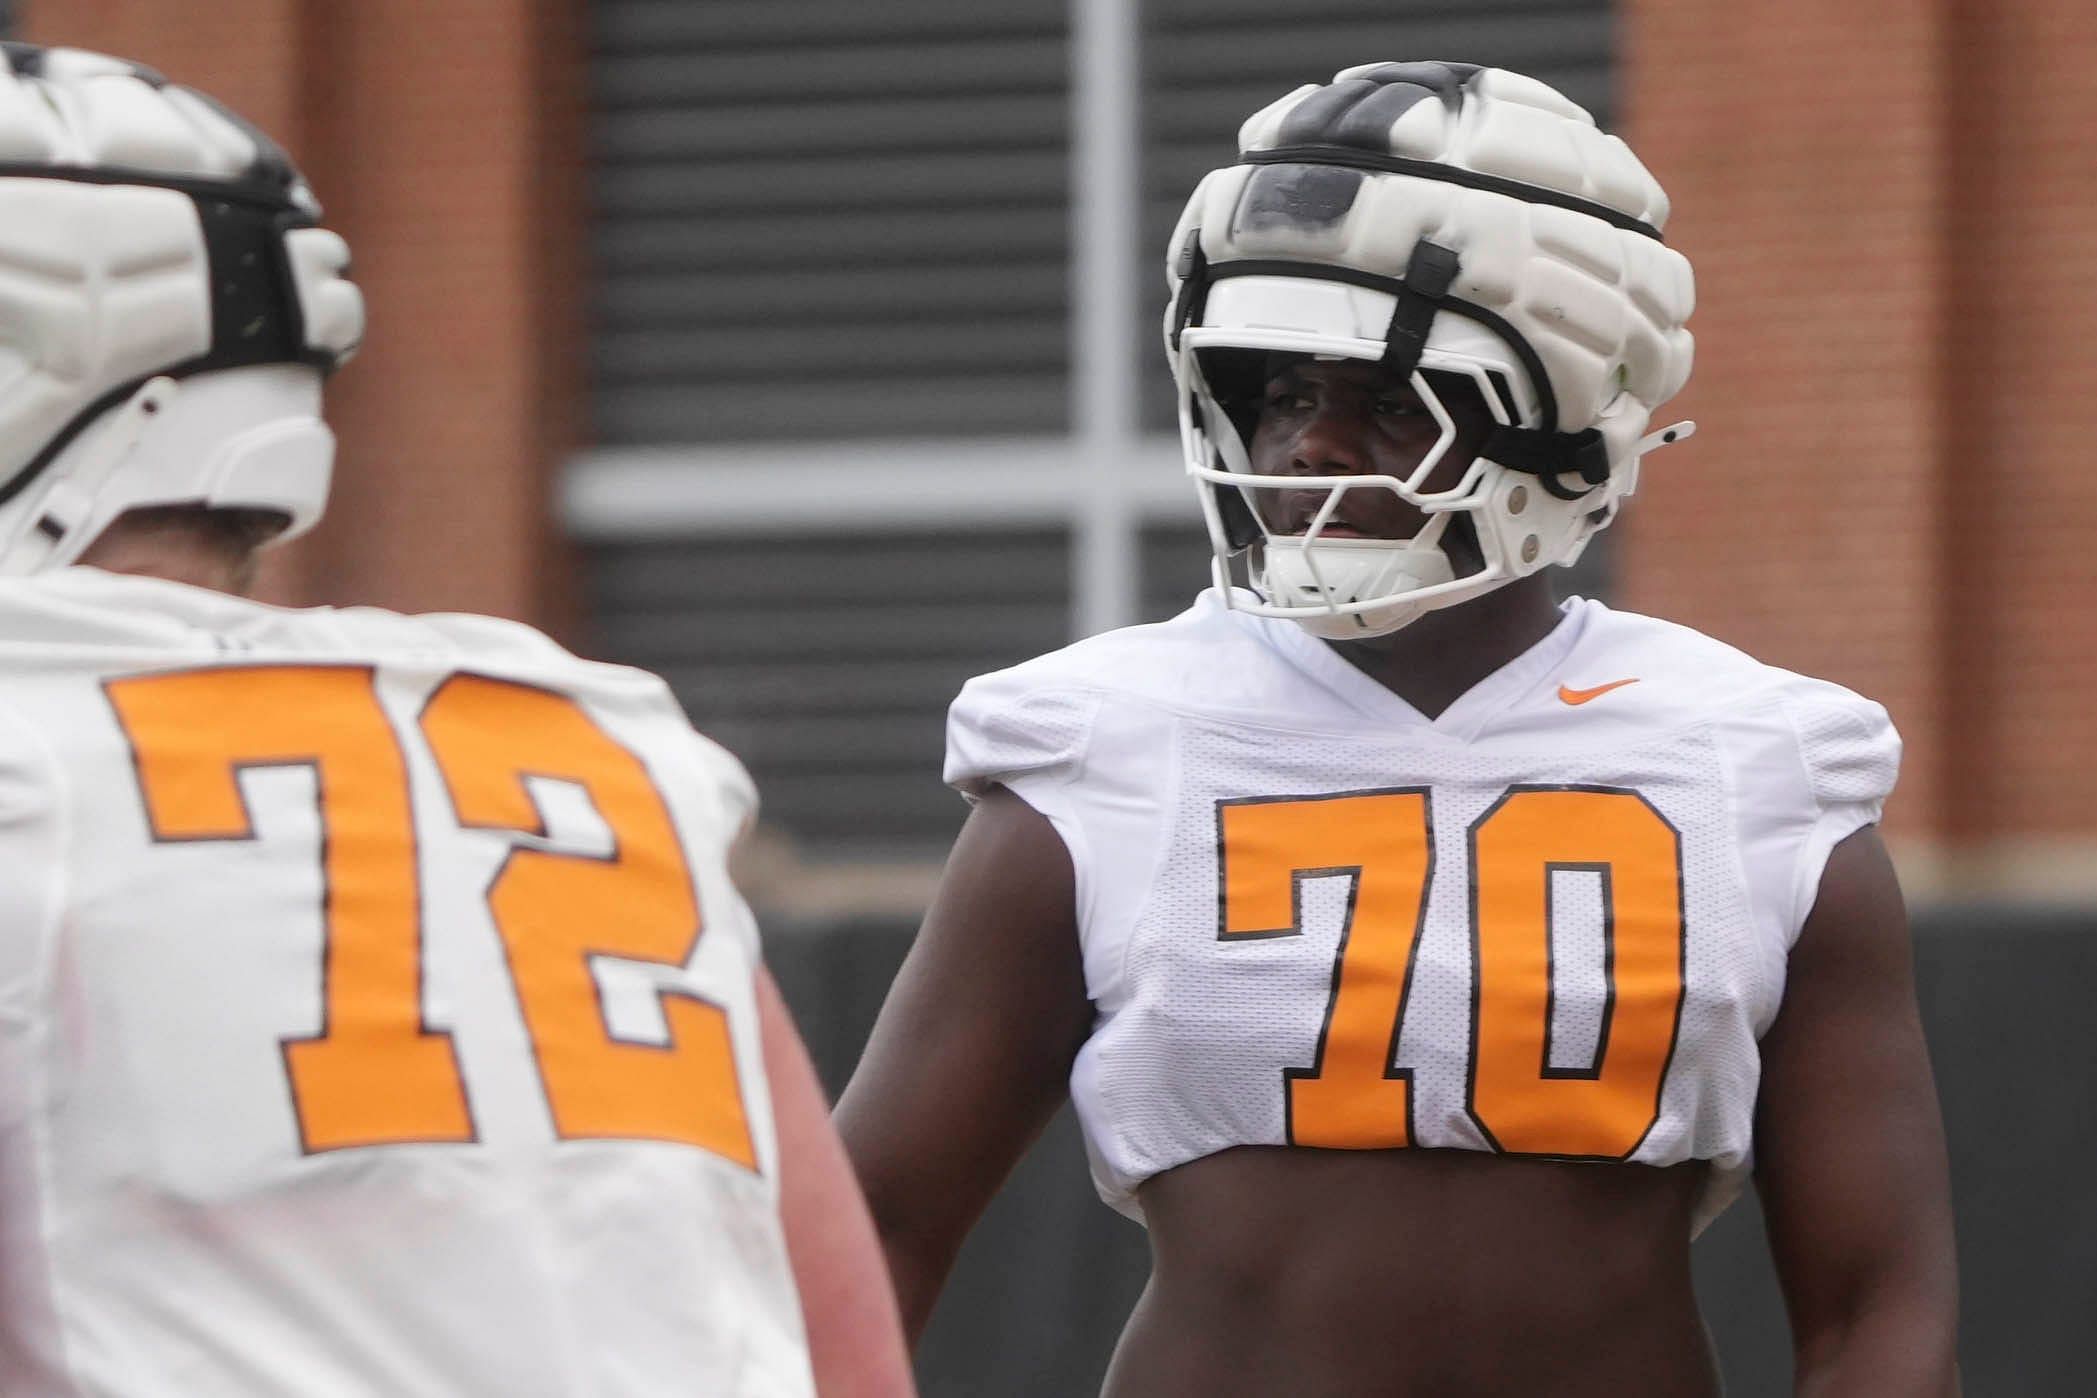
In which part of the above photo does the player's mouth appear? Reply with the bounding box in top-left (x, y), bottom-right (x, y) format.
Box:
top-left (1276, 493), bottom-right (1415, 541)
top-left (1297, 522), bottom-right (1374, 538)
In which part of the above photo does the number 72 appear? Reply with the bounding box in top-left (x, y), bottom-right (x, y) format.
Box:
top-left (106, 664), bottom-right (756, 1168)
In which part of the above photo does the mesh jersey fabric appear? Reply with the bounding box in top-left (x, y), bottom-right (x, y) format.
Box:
top-left (946, 589), bottom-right (1899, 1233)
top-left (0, 568), bottom-right (813, 1397)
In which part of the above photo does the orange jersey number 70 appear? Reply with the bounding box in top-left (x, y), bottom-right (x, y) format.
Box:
top-left (1219, 786), bottom-right (1685, 1160)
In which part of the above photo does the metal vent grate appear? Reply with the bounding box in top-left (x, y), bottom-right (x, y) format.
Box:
top-left (590, 0), bottom-right (1072, 445)
top-left (1141, 521), bottom-right (1219, 622)
top-left (1138, 0), bottom-right (1616, 430)
top-left (578, 529), bottom-right (1072, 858)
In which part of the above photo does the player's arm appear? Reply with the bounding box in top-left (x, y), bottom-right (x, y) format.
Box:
top-left (834, 786), bottom-right (1093, 1342)
top-left (760, 966), bottom-right (917, 1397)
top-left (1753, 826), bottom-right (1960, 1397)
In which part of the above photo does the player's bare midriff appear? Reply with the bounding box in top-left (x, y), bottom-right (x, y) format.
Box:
top-left (1103, 1145), bottom-right (1720, 1398)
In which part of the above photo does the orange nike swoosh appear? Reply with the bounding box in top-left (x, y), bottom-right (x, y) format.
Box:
top-left (1557, 678), bottom-right (1641, 706)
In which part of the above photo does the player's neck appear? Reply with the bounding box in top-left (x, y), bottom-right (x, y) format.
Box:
top-left (74, 545), bottom-right (252, 597)
top-left (1324, 574), bottom-right (1566, 720)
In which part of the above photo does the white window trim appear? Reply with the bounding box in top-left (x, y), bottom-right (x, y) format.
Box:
top-left (1069, 0), bottom-right (1145, 635)
top-left (562, 435), bottom-right (1188, 538)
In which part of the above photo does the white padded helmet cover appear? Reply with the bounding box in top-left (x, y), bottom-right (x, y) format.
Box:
top-left (1158, 63), bottom-right (1697, 638)
top-left (0, 44), bottom-right (363, 569)
top-left (1167, 62), bottom-right (1693, 460)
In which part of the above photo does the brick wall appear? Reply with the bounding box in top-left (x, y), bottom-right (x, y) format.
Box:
top-left (1622, 0), bottom-right (2097, 894)
top-left (1937, 3), bottom-right (2097, 866)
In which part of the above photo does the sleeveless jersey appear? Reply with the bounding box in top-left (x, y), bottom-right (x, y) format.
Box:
top-left (946, 590), bottom-right (1899, 1230)
top-left (0, 569), bottom-right (814, 1397)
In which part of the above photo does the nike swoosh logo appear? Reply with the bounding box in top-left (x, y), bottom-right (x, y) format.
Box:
top-left (1557, 678), bottom-right (1641, 706)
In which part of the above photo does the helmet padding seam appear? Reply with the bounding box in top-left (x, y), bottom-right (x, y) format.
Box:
top-left (0, 161), bottom-right (314, 215)
top-left (1242, 146), bottom-right (1665, 242)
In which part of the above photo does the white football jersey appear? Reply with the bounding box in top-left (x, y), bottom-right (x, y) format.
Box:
top-left (0, 569), bottom-right (814, 1397)
top-left (947, 589), bottom-right (1899, 1230)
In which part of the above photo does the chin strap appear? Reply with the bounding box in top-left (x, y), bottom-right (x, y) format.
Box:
top-left (0, 377), bottom-right (179, 574)
top-left (1168, 228), bottom-right (1211, 353)
top-left (1387, 239), bottom-right (1610, 501)
top-left (1480, 423), bottom-right (1611, 500)
top-left (1380, 241), bottom-right (1460, 374)
top-left (1480, 419), bottom-right (1695, 502)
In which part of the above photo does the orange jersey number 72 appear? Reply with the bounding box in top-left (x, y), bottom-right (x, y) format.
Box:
top-left (104, 664), bottom-right (756, 1168)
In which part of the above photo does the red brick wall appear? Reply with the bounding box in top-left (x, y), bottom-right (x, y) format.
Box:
top-left (1936, 2), bottom-right (2097, 853)
top-left (1621, 0), bottom-right (2096, 890)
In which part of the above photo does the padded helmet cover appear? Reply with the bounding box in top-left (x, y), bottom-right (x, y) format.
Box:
top-left (0, 44), bottom-right (363, 570)
top-left (1163, 62), bottom-right (1697, 636)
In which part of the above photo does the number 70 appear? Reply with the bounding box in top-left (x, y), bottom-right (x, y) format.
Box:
top-left (1219, 786), bottom-right (1685, 1160)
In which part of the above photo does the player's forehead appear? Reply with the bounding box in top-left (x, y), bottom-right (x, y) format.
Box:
top-left (1261, 353), bottom-right (1414, 393)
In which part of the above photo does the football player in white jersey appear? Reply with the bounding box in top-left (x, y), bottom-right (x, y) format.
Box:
top-left (0, 44), bottom-right (912, 1397)
top-left (838, 63), bottom-right (1958, 1395)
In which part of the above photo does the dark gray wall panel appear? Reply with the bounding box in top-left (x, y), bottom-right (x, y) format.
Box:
top-left (577, 530), bottom-right (1071, 856)
top-left (1141, 522), bottom-right (1217, 622)
top-left (589, 0), bottom-right (1070, 445)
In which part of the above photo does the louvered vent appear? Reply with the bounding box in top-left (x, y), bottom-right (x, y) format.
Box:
top-left (1142, 523), bottom-right (1219, 622)
top-left (1138, 0), bottom-right (1616, 430)
top-left (590, 0), bottom-right (1072, 444)
top-left (580, 529), bottom-right (1071, 860)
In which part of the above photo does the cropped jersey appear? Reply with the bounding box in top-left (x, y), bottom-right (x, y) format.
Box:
top-left (0, 569), bottom-right (813, 1397)
top-left (946, 590), bottom-right (1898, 1230)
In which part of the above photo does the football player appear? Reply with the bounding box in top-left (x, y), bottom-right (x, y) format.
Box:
top-left (838, 63), bottom-right (1958, 1395)
top-left (0, 45), bottom-right (912, 1397)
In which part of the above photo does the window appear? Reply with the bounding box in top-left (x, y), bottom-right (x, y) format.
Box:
top-left (573, 0), bottom-right (1615, 867)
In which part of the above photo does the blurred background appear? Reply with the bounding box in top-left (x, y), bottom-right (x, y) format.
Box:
top-left (9, 1), bottom-right (2092, 1392)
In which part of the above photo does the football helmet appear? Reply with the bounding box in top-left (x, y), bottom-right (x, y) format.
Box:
top-left (1165, 62), bottom-right (1696, 638)
top-left (0, 43), bottom-right (362, 573)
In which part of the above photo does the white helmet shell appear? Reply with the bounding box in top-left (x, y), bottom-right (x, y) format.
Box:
top-left (1164, 62), bottom-right (1696, 637)
top-left (0, 44), bottom-right (363, 572)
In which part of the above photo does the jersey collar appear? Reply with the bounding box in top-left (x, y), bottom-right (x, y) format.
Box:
top-left (1241, 590), bottom-right (1595, 741)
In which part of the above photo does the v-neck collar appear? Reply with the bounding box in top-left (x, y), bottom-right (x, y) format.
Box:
top-left (1245, 592), bottom-right (1594, 742)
